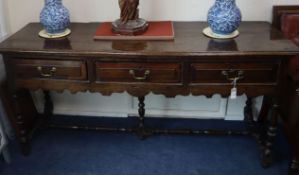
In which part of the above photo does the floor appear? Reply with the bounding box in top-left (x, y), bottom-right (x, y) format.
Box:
top-left (0, 116), bottom-right (291, 175)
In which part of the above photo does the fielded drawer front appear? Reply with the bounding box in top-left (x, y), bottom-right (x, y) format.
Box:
top-left (95, 63), bottom-right (181, 83)
top-left (191, 63), bottom-right (279, 84)
top-left (11, 59), bottom-right (87, 80)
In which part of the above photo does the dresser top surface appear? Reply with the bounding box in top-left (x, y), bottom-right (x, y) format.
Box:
top-left (0, 22), bottom-right (298, 57)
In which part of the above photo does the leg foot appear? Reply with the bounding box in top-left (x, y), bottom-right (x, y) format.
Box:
top-left (20, 139), bottom-right (31, 156)
top-left (261, 148), bottom-right (273, 168)
top-left (288, 159), bottom-right (299, 175)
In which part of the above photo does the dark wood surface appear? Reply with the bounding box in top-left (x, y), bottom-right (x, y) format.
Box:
top-left (0, 22), bottom-right (298, 56)
top-left (0, 22), bottom-right (299, 175)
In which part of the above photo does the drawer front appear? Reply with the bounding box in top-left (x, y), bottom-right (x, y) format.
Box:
top-left (11, 59), bottom-right (87, 80)
top-left (191, 63), bottom-right (279, 84)
top-left (96, 63), bottom-right (181, 83)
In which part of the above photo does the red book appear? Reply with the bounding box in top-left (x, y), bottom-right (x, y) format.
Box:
top-left (94, 21), bottom-right (174, 41)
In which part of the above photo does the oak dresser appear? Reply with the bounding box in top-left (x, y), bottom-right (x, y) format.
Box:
top-left (0, 22), bottom-right (299, 175)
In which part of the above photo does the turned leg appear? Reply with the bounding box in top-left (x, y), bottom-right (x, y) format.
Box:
top-left (287, 89), bottom-right (299, 175)
top-left (258, 96), bottom-right (271, 124)
top-left (244, 96), bottom-right (255, 133)
top-left (12, 93), bottom-right (30, 155)
top-left (244, 96), bottom-right (265, 147)
top-left (137, 96), bottom-right (146, 139)
top-left (289, 134), bottom-right (299, 175)
top-left (261, 99), bottom-right (279, 168)
top-left (244, 97), bottom-right (263, 141)
top-left (257, 96), bottom-right (272, 142)
top-left (43, 90), bottom-right (53, 124)
top-left (30, 90), bottom-right (54, 134)
top-left (0, 82), bottom-right (32, 154)
top-left (9, 89), bottom-right (38, 155)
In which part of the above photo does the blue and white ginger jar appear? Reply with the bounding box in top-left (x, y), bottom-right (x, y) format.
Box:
top-left (40, 0), bottom-right (70, 34)
top-left (207, 0), bottom-right (242, 35)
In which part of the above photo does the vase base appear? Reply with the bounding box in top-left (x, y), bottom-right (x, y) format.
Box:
top-left (203, 27), bottom-right (239, 39)
top-left (38, 28), bottom-right (71, 39)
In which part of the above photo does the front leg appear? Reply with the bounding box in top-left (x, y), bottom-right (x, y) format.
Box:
top-left (284, 87), bottom-right (299, 175)
top-left (244, 96), bottom-right (255, 134)
top-left (136, 96), bottom-right (146, 139)
top-left (30, 90), bottom-right (54, 135)
top-left (261, 99), bottom-right (279, 168)
top-left (258, 96), bottom-right (271, 124)
top-left (244, 96), bottom-right (264, 146)
top-left (257, 96), bottom-right (272, 143)
top-left (42, 90), bottom-right (53, 126)
top-left (11, 90), bottom-right (38, 155)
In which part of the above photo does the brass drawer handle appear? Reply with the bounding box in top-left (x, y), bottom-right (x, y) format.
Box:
top-left (37, 66), bottom-right (57, 77)
top-left (129, 69), bottom-right (150, 80)
top-left (221, 70), bottom-right (244, 81)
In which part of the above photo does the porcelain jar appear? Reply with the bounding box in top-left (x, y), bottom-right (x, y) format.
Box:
top-left (207, 0), bottom-right (242, 35)
top-left (40, 0), bottom-right (70, 34)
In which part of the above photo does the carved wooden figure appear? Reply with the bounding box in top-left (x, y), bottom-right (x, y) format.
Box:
top-left (112, 0), bottom-right (148, 35)
top-left (119, 0), bottom-right (139, 23)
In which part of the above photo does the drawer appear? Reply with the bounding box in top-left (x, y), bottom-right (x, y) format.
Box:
top-left (96, 63), bottom-right (181, 83)
top-left (191, 63), bottom-right (279, 84)
top-left (11, 59), bottom-right (87, 80)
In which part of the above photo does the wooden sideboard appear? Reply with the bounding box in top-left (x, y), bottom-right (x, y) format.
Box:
top-left (0, 22), bottom-right (299, 175)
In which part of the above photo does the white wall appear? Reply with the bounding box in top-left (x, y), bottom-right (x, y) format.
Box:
top-left (2, 0), bottom-right (295, 119)
top-left (32, 91), bottom-right (232, 119)
top-left (3, 0), bottom-right (299, 34)
top-left (0, 0), bottom-right (7, 39)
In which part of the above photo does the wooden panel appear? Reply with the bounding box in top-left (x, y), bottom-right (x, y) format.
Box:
top-left (191, 63), bottom-right (279, 84)
top-left (11, 59), bottom-right (87, 81)
top-left (95, 63), bottom-right (181, 83)
top-left (272, 5), bottom-right (299, 30)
